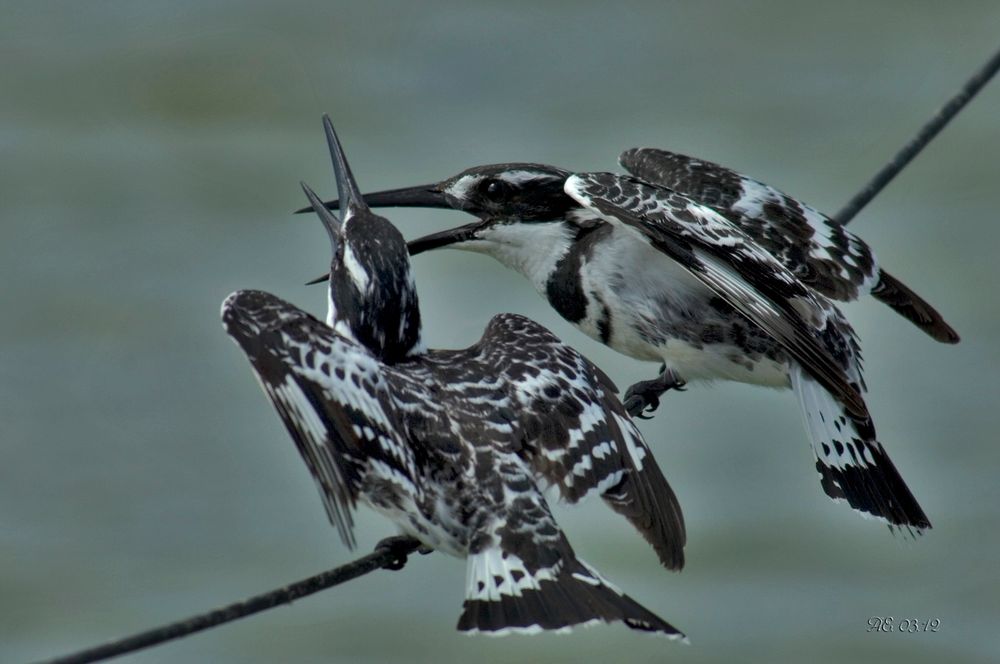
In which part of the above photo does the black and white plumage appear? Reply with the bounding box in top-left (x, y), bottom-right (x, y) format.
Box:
top-left (620, 149), bottom-right (959, 342)
top-left (223, 117), bottom-right (686, 637)
top-left (304, 147), bottom-right (959, 535)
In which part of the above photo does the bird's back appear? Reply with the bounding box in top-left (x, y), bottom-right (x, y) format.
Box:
top-left (408, 312), bottom-right (687, 570)
top-left (620, 147), bottom-right (879, 300)
top-left (619, 147), bottom-right (959, 343)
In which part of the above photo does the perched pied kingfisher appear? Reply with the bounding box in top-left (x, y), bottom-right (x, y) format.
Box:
top-left (223, 117), bottom-right (687, 637)
top-left (304, 147), bottom-right (960, 536)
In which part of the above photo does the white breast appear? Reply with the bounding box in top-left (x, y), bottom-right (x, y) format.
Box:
top-left (578, 228), bottom-right (790, 387)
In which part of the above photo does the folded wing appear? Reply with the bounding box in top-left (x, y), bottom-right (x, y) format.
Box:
top-left (619, 147), bottom-right (877, 299)
top-left (565, 172), bottom-right (867, 419)
top-left (620, 148), bottom-right (959, 343)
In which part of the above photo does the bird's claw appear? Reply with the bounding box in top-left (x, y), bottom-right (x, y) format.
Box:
top-left (623, 371), bottom-right (686, 419)
top-left (374, 535), bottom-right (421, 571)
top-left (623, 394), bottom-right (656, 419)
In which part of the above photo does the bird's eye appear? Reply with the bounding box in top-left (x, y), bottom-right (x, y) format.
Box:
top-left (482, 179), bottom-right (508, 201)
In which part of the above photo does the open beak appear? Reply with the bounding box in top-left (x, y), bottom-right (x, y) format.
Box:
top-left (296, 136), bottom-right (479, 284)
top-left (294, 183), bottom-right (450, 214)
top-left (305, 218), bottom-right (487, 285)
top-left (298, 115), bottom-right (363, 256)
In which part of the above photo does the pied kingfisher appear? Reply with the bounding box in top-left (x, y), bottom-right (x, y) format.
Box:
top-left (223, 118), bottom-right (687, 637)
top-left (303, 147), bottom-right (959, 536)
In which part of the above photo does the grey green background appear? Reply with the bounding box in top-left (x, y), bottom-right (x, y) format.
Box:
top-left (3, 2), bottom-right (999, 662)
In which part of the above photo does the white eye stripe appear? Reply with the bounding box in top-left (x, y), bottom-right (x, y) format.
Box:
top-left (445, 175), bottom-right (479, 200)
top-left (500, 170), bottom-right (553, 185)
top-left (445, 171), bottom-right (563, 200)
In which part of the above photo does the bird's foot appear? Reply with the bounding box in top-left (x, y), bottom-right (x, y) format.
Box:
top-left (374, 535), bottom-right (422, 571)
top-left (624, 369), bottom-right (686, 419)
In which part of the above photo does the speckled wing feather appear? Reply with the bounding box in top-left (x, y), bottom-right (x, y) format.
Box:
top-left (221, 289), bottom-right (422, 549)
top-left (463, 313), bottom-right (686, 570)
top-left (620, 148), bottom-right (959, 343)
top-left (565, 172), bottom-right (867, 418)
top-left (619, 147), bottom-right (877, 299)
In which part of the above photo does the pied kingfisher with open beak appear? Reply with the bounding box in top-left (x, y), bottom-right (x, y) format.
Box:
top-left (223, 118), bottom-right (688, 637)
top-left (303, 147), bottom-right (959, 537)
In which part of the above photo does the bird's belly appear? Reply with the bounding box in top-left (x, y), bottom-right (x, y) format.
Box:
top-left (364, 498), bottom-right (468, 558)
top-left (584, 308), bottom-right (790, 388)
top-left (361, 477), bottom-right (470, 558)
top-left (657, 338), bottom-right (789, 387)
top-left (577, 237), bottom-right (789, 388)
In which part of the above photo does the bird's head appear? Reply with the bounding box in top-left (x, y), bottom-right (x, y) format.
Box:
top-left (432, 163), bottom-right (574, 219)
top-left (300, 116), bottom-right (423, 362)
top-left (300, 163), bottom-right (584, 286)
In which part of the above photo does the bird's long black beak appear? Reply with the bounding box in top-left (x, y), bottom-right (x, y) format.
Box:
top-left (293, 183), bottom-right (450, 214)
top-left (301, 182), bottom-right (340, 254)
top-left (299, 115), bottom-right (366, 256)
top-left (321, 114), bottom-right (366, 219)
top-left (407, 220), bottom-right (486, 255)
top-left (304, 219), bottom-right (486, 285)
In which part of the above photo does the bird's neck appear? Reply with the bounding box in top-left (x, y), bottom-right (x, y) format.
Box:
top-left (327, 237), bottom-right (426, 363)
top-left (477, 219), bottom-right (577, 293)
top-left (328, 276), bottom-right (425, 363)
top-left (542, 221), bottom-right (613, 325)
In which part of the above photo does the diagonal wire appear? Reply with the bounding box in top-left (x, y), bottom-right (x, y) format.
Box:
top-left (835, 45), bottom-right (1000, 225)
top-left (33, 538), bottom-right (421, 664)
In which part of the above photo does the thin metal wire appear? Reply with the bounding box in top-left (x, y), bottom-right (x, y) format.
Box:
top-left (835, 45), bottom-right (1000, 225)
top-left (34, 537), bottom-right (421, 664)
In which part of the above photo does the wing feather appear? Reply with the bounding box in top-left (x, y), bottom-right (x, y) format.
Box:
top-left (619, 147), bottom-right (878, 299)
top-left (477, 313), bottom-right (686, 569)
top-left (565, 172), bottom-right (866, 418)
top-left (221, 289), bottom-right (420, 549)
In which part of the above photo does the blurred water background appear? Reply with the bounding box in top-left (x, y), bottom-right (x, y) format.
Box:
top-left (2, 2), bottom-right (999, 662)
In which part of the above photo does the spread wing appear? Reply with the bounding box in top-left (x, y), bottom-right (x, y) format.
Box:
top-left (475, 313), bottom-right (686, 570)
top-left (619, 147), bottom-right (878, 300)
top-left (565, 172), bottom-right (867, 418)
top-left (221, 289), bottom-right (421, 549)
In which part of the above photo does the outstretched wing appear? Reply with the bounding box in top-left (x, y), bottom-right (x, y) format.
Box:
top-left (221, 289), bottom-right (421, 549)
top-left (565, 172), bottom-right (867, 418)
top-left (619, 147), bottom-right (878, 300)
top-left (477, 313), bottom-right (686, 570)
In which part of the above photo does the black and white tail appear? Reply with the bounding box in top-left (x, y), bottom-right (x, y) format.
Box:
top-left (458, 539), bottom-right (685, 639)
top-left (790, 366), bottom-right (931, 535)
top-left (871, 269), bottom-right (959, 344)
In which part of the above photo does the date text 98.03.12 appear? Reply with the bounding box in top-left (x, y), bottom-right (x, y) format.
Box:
top-left (867, 617), bottom-right (941, 633)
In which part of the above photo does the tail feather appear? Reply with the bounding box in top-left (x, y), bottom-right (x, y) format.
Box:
top-left (459, 543), bottom-right (685, 639)
top-left (871, 270), bottom-right (959, 344)
top-left (790, 366), bottom-right (931, 535)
